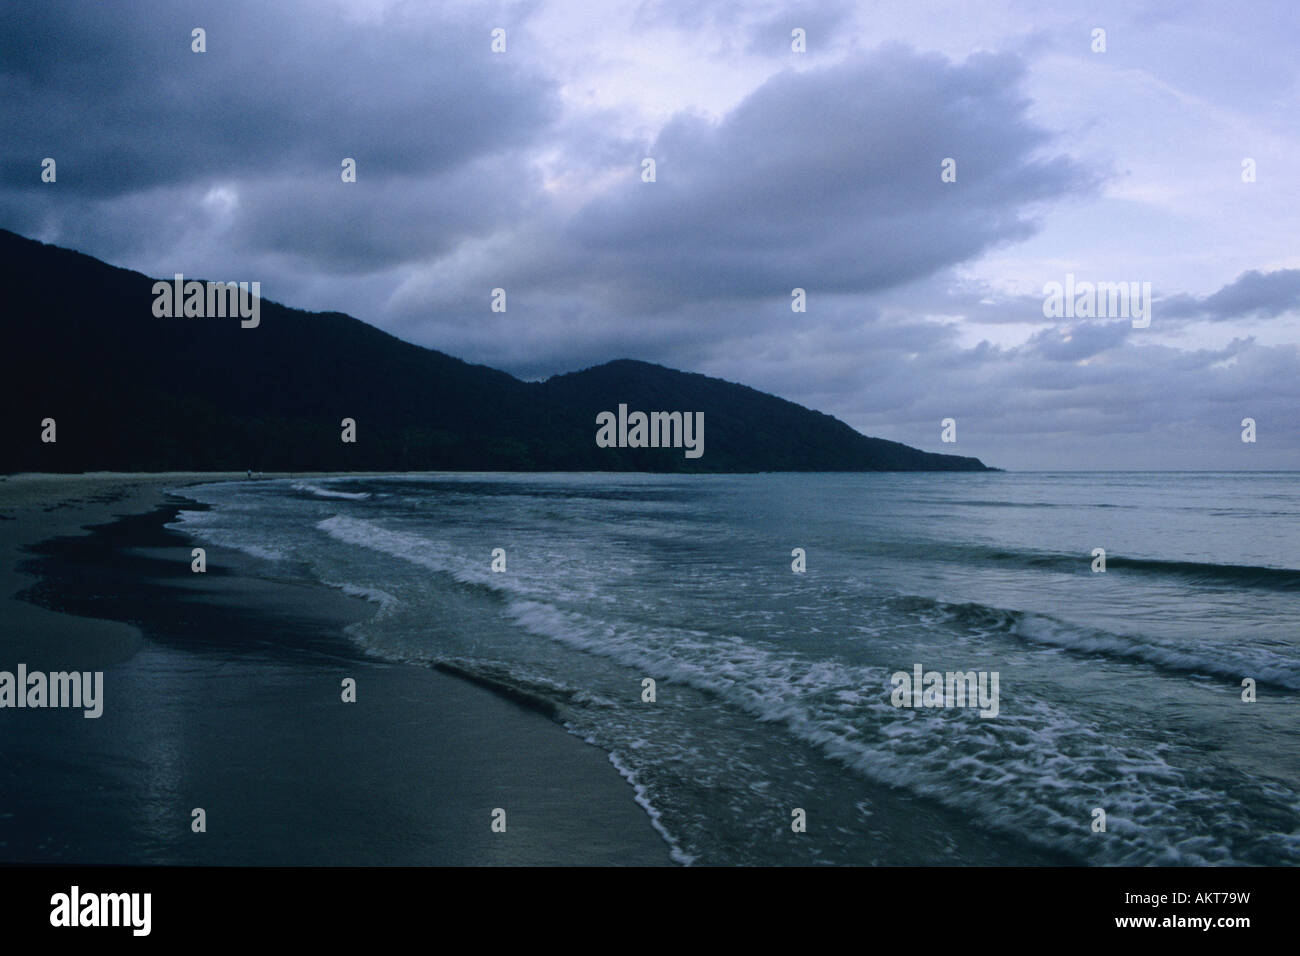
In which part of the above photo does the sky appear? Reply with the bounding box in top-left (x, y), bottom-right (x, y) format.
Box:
top-left (3, 0), bottom-right (1298, 469)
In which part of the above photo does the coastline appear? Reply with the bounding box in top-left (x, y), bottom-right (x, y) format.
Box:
top-left (0, 473), bottom-right (672, 865)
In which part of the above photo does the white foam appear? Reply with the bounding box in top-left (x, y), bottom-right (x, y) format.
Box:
top-left (323, 580), bottom-right (400, 618)
top-left (1010, 612), bottom-right (1300, 690)
top-left (314, 514), bottom-right (554, 600)
top-left (602, 747), bottom-right (697, 866)
top-left (166, 510), bottom-right (288, 562)
top-left (292, 481), bottom-right (371, 500)
top-left (502, 597), bottom-right (1297, 865)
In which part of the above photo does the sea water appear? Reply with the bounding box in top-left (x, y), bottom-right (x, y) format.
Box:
top-left (170, 472), bottom-right (1300, 866)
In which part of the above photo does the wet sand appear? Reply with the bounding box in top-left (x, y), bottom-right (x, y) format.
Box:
top-left (0, 473), bottom-right (672, 865)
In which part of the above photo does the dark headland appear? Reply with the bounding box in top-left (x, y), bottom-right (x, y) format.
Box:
top-left (0, 229), bottom-right (992, 474)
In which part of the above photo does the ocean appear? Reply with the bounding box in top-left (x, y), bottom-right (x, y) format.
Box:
top-left (170, 472), bottom-right (1300, 866)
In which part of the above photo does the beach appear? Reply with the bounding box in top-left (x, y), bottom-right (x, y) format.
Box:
top-left (5, 470), bottom-right (1296, 866)
top-left (0, 473), bottom-right (672, 865)
top-left (154, 470), bottom-right (1299, 866)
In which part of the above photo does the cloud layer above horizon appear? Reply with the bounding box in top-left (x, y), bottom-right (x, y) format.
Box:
top-left (3, 0), bottom-right (1298, 469)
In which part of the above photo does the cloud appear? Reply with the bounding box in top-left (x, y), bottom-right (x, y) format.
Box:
top-left (1, 0), bottom-right (1296, 469)
top-left (0, 0), bottom-right (557, 266)
top-left (384, 43), bottom-right (1101, 375)
top-left (562, 45), bottom-right (1096, 302)
top-left (1026, 320), bottom-right (1131, 361)
top-left (1162, 269), bottom-right (1300, 321)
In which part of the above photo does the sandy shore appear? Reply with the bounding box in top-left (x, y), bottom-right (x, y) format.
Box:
top-left (0, 473), bottom-right (672, 865)
top-left (0, 472), bottom-right (247, 670)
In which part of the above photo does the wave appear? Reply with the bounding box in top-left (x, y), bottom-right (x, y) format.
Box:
top-left (603, 749), bottom-right (697, 866)
top-left (314, 514), bottom-right (561, 603)
top-left (500, 597), bottom-right (1296, 865)
top-left (292, 481), bottom-right (372, 500)
top-left (1107, 555), bottom-right (1300, 590)
top-left (888, 594), bottom-right (1300, 690)
top-left (305, 510), bottom-right (1298, 864)
top-left (322, 580), bottom-right (399, 618)
top-left (924, 543), bottom-right (1300, 590)
top-left (166, 509), bottom-right (289, 562)
top-left (430, 659), bottom-right (582, 719)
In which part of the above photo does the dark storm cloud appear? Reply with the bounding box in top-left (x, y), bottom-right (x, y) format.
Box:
top-left (1161, 269), bottom-right (1300, 321)
top-left (398, 42), bottom-right (1101, 355)
top-left (559, 45), bottom-right (1097, 305)
top-left (764, 325), bottom-right (1297, 468)
top-left (4, 0), bottom-right (1292, 470)
top-left (1025, 320), bottom-right (1131, 362)
top-left (368, 39), bottom-right (1121, 417)
top-left (0, 0), bottom-right (556, 264)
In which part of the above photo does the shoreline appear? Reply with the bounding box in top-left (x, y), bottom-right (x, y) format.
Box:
top-left (0, 473), bottom-right (673, 865)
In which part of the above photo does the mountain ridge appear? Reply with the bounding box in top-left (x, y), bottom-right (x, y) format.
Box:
top-left (0, 228), bottom-right (993, 473)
